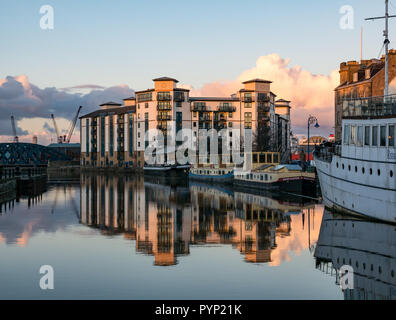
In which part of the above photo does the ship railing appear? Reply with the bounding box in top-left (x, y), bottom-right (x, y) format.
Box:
top-left (313, 143), bottom-right (335, 163)
top-left (342, 94), bottom-right (396, 117)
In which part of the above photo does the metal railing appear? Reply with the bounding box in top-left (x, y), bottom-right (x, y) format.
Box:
top-left (342, 94), bottom-right (396, 117)
top-left (218, 105), bottom-right (236, 112)
top-left (157, 104), bottom-right (172, 111)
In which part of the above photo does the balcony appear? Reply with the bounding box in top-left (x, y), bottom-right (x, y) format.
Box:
top-left (258, 115), bottom-right (270, 122)
top-left (157, 104), bottom-right (172, 111)
top-left (157, 123), bottom-right (168, 130)
top-left (199, 115), bottom-right (211, 122)
top-left (242, 96), bottom-right (254, 103)
top-left (218, 105), bottom-right (236, 112)
top-left (257, 93), bottom-right (270, 102)
top-left (173, 93), bottom-right (185, 102)
top-left (192, 105), bottom-right (207, 112)
top-left (258, 104), bottom-right (271, 112)
top-left (157, 95), bottom-right (171, 101)
top-left (157, 114), bottom-right (171, 121)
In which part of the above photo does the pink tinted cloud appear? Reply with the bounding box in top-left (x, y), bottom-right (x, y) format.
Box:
top-left (182, 54), bottom-right (339, 134)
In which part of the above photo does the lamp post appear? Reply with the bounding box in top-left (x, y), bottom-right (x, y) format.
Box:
top-left (307, 115), bottom-right (320, 167)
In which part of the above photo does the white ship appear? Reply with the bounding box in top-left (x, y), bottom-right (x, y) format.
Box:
top-left (314, 96), bottom-right (396, 223)
top-left (314, 1), bottom-right (396, 224)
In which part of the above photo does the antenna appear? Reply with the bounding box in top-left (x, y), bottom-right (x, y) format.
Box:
top-left (365, 0), bottom-right (396, 96)
top-left (361, 27), bottom-right (363, 61)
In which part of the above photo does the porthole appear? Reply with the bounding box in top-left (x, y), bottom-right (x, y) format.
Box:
top-left (392, 270), bottom-right (395, 278)
top-left (342, 164), bottom-right (345, 170)
top-left (355, 166), bottom-right (357, 172)
top-left (379, 266), bottom-right (382, 274)
top-left (348, 165), bottom-right (351, 171)
top-left (336, 162), bottom-right (339, 168)
top-left (378, 169), bottom-right (381, 176)
top-left (362, 167), bottom-right (365, 174)
top-left (371, 264), bottom-right (374, 271)
top-left (363, 263), bottom-right (366, 270)
top-left (391, 171), bottom-right (394, 178)
top-left (370, 168), bottom-right (373, 175)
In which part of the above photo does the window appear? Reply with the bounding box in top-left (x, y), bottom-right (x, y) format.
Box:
top-left (357, 126), bottom-right (363, 147)
top-left (244, 112), bottom-right (252, 129)
top-left (389, 125), bottom-right (395, 147)
top-left (372, 126), bottom-right (378, 146)
top-left (364, 126), bottom-right (370, 146)
top-left (145, 102), bottom-right (148, 108)
top-left (350, 126), bottom-right (356, 145)
top-left (344, 125), bottom-right (350, 145)
top-left (380, 126), bottom-right (387, 146)
top-left (229, 112), bottom-right (233, 118)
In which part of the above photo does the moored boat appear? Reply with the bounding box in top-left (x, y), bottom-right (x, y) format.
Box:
top-left (188, 167), bottom-right (234, 183)
top-left (233, 164), bottom-right (316, 195)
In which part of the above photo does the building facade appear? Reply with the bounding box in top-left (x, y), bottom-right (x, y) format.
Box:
top-left (80, 77), bottom-right (291, 169)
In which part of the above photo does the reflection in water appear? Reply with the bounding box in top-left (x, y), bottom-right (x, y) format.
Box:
top-left (80, 174), bottom-right (321, 266)
top-left (0, 185), bottom-right (77, 247)
top-left (314, 210), bottom-right (396, 300)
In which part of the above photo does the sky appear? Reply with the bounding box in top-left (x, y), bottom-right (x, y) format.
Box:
top-left (1, 0), bottom-right (396, 144)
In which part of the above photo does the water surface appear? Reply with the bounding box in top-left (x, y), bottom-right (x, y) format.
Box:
top-left (2, 174), bottom-right (387, 299)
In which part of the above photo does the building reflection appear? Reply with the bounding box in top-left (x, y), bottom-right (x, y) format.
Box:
top-left (80, 174), bottom-right (319, 266)
top-left (314, 210), bottom-right (396, 300)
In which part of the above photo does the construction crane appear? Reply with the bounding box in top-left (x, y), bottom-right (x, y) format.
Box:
top-left (10, 115), bottom-right (19, 143)
top-left (50, 106), bottom-right (82, 144)
top-left (66, 106), bottom-right (82, 143)
top-left (51, 114), bottom-right (64, 143)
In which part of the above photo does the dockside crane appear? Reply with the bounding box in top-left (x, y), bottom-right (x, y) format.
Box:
top-left (50, 106), bottom-right (82, 144)
top-left (10, 115), bottom-right (19, 143)
top-left (51, 114), bottom-right (64, 143)
top-left (66, 106), bottom-right (82, 143)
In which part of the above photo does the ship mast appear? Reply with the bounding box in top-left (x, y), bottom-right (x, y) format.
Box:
top-left (366, 0), bottom-right (396, 97)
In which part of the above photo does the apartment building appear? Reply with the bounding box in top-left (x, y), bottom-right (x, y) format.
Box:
top-left (80, 77), bottom-right (291, 169)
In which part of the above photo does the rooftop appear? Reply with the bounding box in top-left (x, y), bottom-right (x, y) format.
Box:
top-left (80, 105), bottom-right (136, 119)
top-left (242, 79), bottom-right (272, 84)
top-left (99, 101), bottom-right (122, 106)
top-left (189, 97), bottom-right (240, 102)
top-left (152, 77), bottom-right (179, 83)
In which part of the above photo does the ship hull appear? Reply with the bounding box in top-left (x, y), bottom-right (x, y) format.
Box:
top-left (315, 155), bottom-right (396, 224)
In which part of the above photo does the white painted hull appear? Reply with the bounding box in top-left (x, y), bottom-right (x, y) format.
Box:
top-left (315, 155), bottom-right (396, 224)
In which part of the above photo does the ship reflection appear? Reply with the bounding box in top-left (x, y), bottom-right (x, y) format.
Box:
top-left (314, 210), bottom-right (396, 300)
top-left (80, 174), bottom-right (320, 266)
